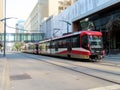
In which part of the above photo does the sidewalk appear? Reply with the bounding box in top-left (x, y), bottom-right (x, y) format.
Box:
top-left (104, 53), bottom-right (120, 60)
top-left (0, 57), bottom-right (5, 90)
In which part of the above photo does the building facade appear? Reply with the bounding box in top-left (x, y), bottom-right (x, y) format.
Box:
top-left (24, 3), bottom-right (40, 33)
top-left (0, 0), bottom-right (4, 33)
top-left (55, 0), bottom-right (76, 13)
top-left (41, 0), bottom-right (120, 53)
top-left (74, 3), bottom-right (120, 51)
top-left (24, 0), bottom-right (75, 33)
top-left (16, 20), bottom-right (25, 33)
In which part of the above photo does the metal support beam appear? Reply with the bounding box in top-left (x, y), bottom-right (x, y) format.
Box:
top-left (59, 20), bottom-right (71, 33)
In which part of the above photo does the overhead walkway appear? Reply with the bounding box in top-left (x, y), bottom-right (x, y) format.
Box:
top-left (0, 33), bottom-right (44, 43)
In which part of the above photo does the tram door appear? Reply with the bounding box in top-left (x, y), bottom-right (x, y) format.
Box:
top-left (67, 37), bottom-right (72, 57)
top-left (35, 44), bottom-right (38, 54)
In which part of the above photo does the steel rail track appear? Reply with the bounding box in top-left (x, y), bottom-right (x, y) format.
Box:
top-left (21, 53), bottom-right (120, 85)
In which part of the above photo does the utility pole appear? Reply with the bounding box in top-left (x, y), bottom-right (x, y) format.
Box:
top-left (3, 0), bottom-right (6, 57)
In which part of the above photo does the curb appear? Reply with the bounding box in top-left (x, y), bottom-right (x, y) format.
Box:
top-left (104, 56), bottom-right (120, 60)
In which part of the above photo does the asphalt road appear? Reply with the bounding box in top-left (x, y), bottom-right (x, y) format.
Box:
top-left (0, 52), bottom-right (120, 90)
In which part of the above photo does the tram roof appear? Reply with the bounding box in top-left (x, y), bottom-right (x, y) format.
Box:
top-left (39, 30), bottom-right (102, 43)
top-left (51, 31), bottom-right (102, 40)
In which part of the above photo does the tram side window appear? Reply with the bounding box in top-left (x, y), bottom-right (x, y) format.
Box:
top-left (58, 39), bottom-right (67, 48)
top-left (62, 39), bottom-right (67, 48)
top-left (50, 41), bottom-right (55, 48)
top-left (28, 45), bottom-right (34, 50)
top-left (58, 40), bottom-right (62, 48)
top-left (35, 44), bottom-right (38, 50)
top-left (81, 35), bottom-right (89, 49)
top-left (55, 40), bottom-right (58, 51)
top-left (71, 35), bottom-right (80, 47)
top-left (46, 42), bottom-right (48, 51)
top-left (39, 44), bottom-right (42, 50)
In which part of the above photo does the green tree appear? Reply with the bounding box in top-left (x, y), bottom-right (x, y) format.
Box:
top-left (14, 42), bottom-right (22, 51)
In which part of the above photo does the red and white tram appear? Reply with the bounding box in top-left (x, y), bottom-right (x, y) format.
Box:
top-left (38, 31), bottom-right (104, 60)
top-left (24, 31), bottom-right (104, 61)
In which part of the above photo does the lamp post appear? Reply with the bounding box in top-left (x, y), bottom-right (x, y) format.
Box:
top-left (0, 17), bottom-right (18, 57)
top-left (59, 20), bottom-right (71, 33)
top-left (0, 0), bottom-right (17, 56)
top-left (4, 0), bottom-right (6, 57)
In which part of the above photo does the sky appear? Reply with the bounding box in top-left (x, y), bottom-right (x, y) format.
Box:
top-left (6, 0), bottom-right (38, 33)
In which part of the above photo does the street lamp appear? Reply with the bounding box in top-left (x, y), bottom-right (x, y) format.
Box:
top-left (0, 17), bottom-right (18, 57)
top-left (59, 20), bottom-right (71, 33)
top-left (0, 0), bottom-right (17, 56)
top-left (3, 0), bottom-right (6, 57)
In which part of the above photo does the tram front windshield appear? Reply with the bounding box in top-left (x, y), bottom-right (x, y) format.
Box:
top-left (89, 35), bottom-right (102, 49)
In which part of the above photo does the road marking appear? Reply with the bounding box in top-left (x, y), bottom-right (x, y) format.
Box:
top-left (88, 84), bottom-right (120, 90)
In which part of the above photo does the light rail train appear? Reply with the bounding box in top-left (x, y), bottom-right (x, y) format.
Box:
top-left (23, 31), bottom-right (104, 61)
